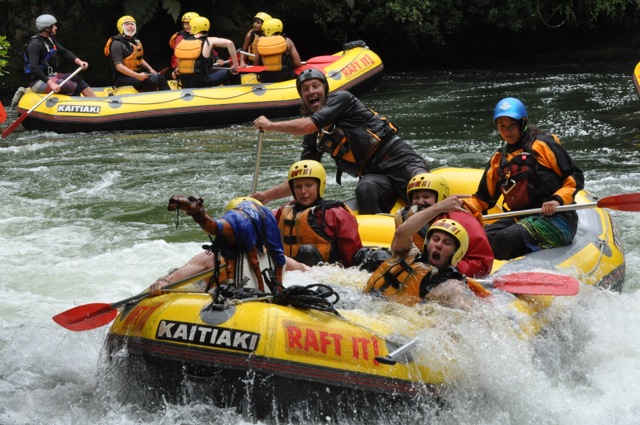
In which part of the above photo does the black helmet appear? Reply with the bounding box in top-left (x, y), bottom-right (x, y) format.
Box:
top-left (296, 69), bottom-right (328, 97)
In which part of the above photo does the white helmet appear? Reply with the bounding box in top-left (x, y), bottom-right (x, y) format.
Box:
top-left (36, 14), bottom-right (57, 31)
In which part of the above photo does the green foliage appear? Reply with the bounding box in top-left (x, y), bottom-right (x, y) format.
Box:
top-left (120, 0), bottom-right (182, 25)
top-left (295, 0), bottom-right (640, 45)
top-left (0, 35), bottom-right (9, 77)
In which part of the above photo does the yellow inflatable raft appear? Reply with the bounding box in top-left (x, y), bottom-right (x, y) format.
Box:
top-left (14, 40), bottom-right (383, 133)
top-left (100, 166), bottom-right (625, 419)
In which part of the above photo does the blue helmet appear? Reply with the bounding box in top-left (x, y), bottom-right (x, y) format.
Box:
top-left (493, 97), bottom-right (528, 123)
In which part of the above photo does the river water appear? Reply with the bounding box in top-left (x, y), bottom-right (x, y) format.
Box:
top-left (1, 63), bottom-right (640, 424)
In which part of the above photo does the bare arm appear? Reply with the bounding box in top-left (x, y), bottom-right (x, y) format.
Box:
top-left (115, 62), bottom-right (147, 80)
top-left (391, 195), bottom-right (469, 255)
top-left (288, 39), bottom-right (302, 68)
top-left (250, 180), bottom-right (292, 205)
top-left (149, 251), bottom-right (214, 296)
top-left (253, 115), bottom-right (318, 136)
top-left (207, 37), bottom-right (239, 69)
top-left (141, 59), bottom-right (157, 74)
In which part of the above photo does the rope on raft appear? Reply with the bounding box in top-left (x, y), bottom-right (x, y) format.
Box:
top-left (271, 284), bottom-right (341, 315)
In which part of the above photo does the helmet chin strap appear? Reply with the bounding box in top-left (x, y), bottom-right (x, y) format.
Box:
top-left (123, 25), bottom-right (136, 37)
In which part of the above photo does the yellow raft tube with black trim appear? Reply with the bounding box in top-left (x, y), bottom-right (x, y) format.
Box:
top-left (15, 40), bottom-right (383, 134)
top-left (106, 269), bottom-right (552, 419)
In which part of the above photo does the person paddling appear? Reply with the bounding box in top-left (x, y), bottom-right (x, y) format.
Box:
top-left (463, 97), bottom-right (584, 260)
top-left (24, 14), bottom-right (95, 97)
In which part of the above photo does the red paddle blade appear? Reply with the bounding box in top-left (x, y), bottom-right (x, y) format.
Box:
top-left (1, 113), bottom-right (27, 139)
top-left (52, 303), bottom-right (118, 332)
top-left (493, 272), bottom-right (579, 296)
top-left (597, 193), bottom-right (640, 211)
top-left (306, 55), bottom-right (341, 65)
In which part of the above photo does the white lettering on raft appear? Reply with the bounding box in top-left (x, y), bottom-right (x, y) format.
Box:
top-left (56, 105), bottom-right (102, 114)
top-left (156, 320), bottom-right (260, 352)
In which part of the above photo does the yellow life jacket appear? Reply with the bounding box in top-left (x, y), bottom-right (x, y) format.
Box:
top-left (246, 29), bottom-right (261, 56)
top-left (278, 204), bottom-right (335, 263)
top-left (104, 35), bottom-right (144, 72)
top-left (175, 37), bottom-right (207, 75)
top-left (256, 35), bottom-right (287, 71)
top-left (363, 252), bottom-right (434, 306)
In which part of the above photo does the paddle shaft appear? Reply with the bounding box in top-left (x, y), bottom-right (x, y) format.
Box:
top-left (114, 266), bottom-right (216, 308)
top-left (484, 202), bottom-right (598, 220)
top-left (2, 67), bottom-right (83, 139)
top-left (484, 192), bottom-right (640, 220)
top-left (52, 267), bottom-right (216, 331)
top-left (252, 130), bottom-right (264, 193)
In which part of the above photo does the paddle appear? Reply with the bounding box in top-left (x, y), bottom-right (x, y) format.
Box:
top-left (483, 192), bottom-right (640, 220)
top-left (2, 66), bottom-right (82, 139)
top-left (52, 267), bottom-right (215, 332)
top-left (475, 271), bottom-right (579, 296)
top-left (374, 272), bottom-right (578, 366)
top-left (252, 130), bottom-right (264, 193)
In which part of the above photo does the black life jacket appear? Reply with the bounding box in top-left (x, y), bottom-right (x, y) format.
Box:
top-left (317, 111), bottom-right (398, 180)
top-left (495, 135), bottom-right (565, 211)
top-left (23, 35), bottom-right (59, 75)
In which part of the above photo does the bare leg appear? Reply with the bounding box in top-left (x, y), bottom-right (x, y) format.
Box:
top-left (81, 87), bottom-right (97, 97)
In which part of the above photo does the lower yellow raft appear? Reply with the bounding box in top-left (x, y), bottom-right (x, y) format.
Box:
top-left (14, 40), bottom-right (383, 133)
top-left (105, 166), bottom-right (625, 420)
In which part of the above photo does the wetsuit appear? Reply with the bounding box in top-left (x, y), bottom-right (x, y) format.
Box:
top-left (301, 91), bottom-right (429, 214)
top-left (466, 132), bottom-right (584, 260)
top-left (24, 35), bottom-right (90, 96)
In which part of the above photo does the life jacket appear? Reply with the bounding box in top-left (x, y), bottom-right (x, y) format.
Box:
top-left (246, 29), bottom-right (260, 57)
top-left (363, 252), bottom-right (434, 306)
top-left (169, 30), bottom-right (190, 69)
top-left (318, 111), bottom-right (398, 178)
top-left (496, 134), bottom-right (565, 211)
top-left (169, 29), bottom-right (190, 49)
top-left (175, 36), bottom-right (211, 76)
top-left (278, 201), bottom-right (349, 264)
top-left (104, 35), bottom-right (144, 72)
top-left (395, 206), bottom-right (427, 249)
top-left (23, 35), bottom-right (59, 75)
top-left (256, 35), bottom-right (289, 72)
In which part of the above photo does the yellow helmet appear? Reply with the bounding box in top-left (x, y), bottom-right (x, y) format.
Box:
top-left (288, 160), bottom-right (326, 198)
top-left (254, 12), bottom-right (272, 23)
top-left (117, 15), bottom-right (136, 35)
top-left (224, 196), bottom-right (262, 212)
top-left (181, 12), bottom-right (199, 23)
top-left (425, 219), bottom-right (469, 267)
top-left (407, 173), bottom-right (449, 203)
top-left (189, 16), bottom-right (210, 34)
top-left (262, 18), bottom-right (283, 36)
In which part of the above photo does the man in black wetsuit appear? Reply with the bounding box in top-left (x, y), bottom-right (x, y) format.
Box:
top-left (252, 69), bottom-right (429, 214)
